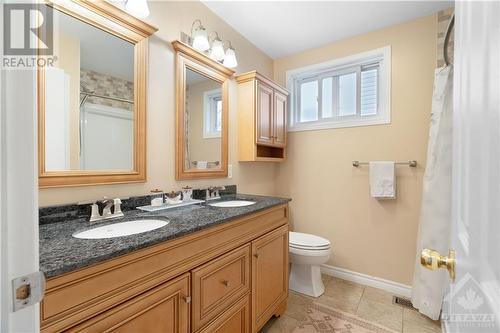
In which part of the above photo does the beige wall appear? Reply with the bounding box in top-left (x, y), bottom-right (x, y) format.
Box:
top-left (273, 15), bottom-right (437, 285)
top-left (187, 79), bottom-right (221, 165)
top-left (39, 0), bottom-right (276, 206)
top-left (55, 32), bottom-right (80, 170)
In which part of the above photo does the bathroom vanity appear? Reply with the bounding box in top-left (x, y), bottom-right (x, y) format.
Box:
top-left (39, 195), bottom-right (290, 333)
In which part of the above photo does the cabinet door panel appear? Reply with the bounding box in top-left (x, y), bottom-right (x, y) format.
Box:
top-left (251, 225), bottom-right (289, 332)
top-left (273, 91), bottom-right (287, 148)
top-left (70, 274), bottom-right (190, 333)
top-left (256, 83), bottom-right (274, 145)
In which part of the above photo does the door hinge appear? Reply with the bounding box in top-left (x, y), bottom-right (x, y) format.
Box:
top-left (12, 271), bottom-right (46, 312)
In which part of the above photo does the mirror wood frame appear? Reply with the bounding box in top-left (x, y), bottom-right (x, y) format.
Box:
top-left (173, 41), bottom-right (234, 180)
top-left (37, 0), bottom-right (157, 188)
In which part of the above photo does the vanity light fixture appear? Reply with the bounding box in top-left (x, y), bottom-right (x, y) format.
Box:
top-left (187, 20), bottom-right (238, 69)
top-left (125, 0), bottom-right (150, 19)
top-left (223, 41), bottom-right (238, 69)
top-left (209, 32), bottom-right (225, 61)
top-left (191, 19), bottom-right (210, 52)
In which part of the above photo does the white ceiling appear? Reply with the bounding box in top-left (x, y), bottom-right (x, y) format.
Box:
top-left (186, 68), bottom-right (211, 85)
top-left (57, 9), bottom-right (134, 81)
top-left (202, 1), bottom-right (453, 59)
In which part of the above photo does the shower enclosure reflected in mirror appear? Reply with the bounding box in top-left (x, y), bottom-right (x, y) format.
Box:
top-left (173, 41), bottom-right (234, 180)
top-left (45, 9), bottom-right (134, 171)
top-left (38, 2), bottom-right (157, 187)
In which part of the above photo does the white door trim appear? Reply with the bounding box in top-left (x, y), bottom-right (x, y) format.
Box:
top-left (0, 69), bottom-right (40, 332)
top-left (321, 264), bottom-right (412, 298)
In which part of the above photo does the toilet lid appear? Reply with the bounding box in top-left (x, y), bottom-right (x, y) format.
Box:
top-left (289, 232), bottom-right (331, 250)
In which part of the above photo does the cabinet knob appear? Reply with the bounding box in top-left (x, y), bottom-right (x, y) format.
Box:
top-left (222, 280), bottom-right (230, 287)
top-left (183, 296), bottom-right (191, 304)
top-left (254, 253), bottom-right (260, 259)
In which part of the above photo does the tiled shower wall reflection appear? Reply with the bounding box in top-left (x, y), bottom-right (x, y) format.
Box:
top-left (80, 69), bottom-right (134, 111)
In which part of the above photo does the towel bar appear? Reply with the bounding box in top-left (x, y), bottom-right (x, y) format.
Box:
top-left (352, 160), bottom-right (417, 167)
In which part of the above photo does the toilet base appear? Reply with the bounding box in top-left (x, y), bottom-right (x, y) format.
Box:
top-left (289, 263), bottom-right (325, 297)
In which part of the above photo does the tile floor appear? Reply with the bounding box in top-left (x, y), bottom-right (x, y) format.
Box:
top-left (260, 275), bottom-right (442, 333)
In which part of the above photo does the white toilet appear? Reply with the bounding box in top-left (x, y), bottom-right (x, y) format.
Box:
top-left (289, 231), bottom-right (331, 297)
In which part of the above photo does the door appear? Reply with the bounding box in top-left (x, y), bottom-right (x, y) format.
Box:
top-left (273, 91), bottom-right (287, 148)
top-left (251, 225), bottom-right (288, 332)
top-left (256, 82), bottom-right (274, 146)
top-left (70, 274), bottom-right (190, 332)
top-left (0, 32), bottom-right (40, 332)
top-left (430, 3), bottom-right (500, 332)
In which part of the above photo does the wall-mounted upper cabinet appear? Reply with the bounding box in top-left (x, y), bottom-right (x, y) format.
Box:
top-left (236, 71), bottom-right (289, 162)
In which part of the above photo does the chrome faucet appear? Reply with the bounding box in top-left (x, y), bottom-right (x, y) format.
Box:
top-left (204, 186), bottom-right (226, 204)
top-left (90, 198), bottom-right (124, 223)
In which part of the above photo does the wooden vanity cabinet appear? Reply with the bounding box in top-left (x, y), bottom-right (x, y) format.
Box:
top-left (41, 204), bottom-right (289, 333)
top-left (251, 225), bottom-right (289, 332)
top-left (237, 71), bottom-right (289, 162)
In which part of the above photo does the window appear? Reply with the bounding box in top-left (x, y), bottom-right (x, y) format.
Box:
top-left (203, 88), bottom-right (222, 138)
top-left (287, 46), bottom-right (390, 131)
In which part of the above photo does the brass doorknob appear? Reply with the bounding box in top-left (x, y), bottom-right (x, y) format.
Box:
top-left (420, 248), bottom-right (456, 281)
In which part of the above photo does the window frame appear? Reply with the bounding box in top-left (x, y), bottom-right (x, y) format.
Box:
top-left (287, 46), bottom-right (391, 132)
top-left (203, 88), bottom-right (222, 138)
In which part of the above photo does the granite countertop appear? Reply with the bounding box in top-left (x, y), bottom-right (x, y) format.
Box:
top-left (40, 194), bottom-right (290, 279)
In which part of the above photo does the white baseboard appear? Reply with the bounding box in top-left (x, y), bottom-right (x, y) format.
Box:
top-left (321, 264), bottom-right (412, 298)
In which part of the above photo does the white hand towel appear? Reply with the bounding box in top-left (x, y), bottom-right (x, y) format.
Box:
top-left (369, 161), bottom-right (396, 199)
top-left (196, 161), bottom-right (208, 169)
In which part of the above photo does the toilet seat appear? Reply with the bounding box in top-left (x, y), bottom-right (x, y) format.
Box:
top-left (289, 232), bottom-right (331, 251)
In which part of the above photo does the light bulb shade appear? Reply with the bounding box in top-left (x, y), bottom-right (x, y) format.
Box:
top-left (125, 0), bottom-right (150, 19)
top-left (192, 28), bottom-right (210, 51)
top-left (223, 48), bottom-right (238, 68)
top-left (210, 39), bottom-right (225, 61)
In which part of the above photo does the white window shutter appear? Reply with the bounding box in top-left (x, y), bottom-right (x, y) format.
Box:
top-left (360, 65), bottom-right (378, 116)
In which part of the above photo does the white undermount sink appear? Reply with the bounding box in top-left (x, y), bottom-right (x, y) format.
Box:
top-left (73, 219), bottom-right (169, 239)
top-left (209, 200), bottom-right (256, 208)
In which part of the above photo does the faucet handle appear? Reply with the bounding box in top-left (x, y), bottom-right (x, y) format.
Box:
top-left (113, 198), bottom-right (123, 215)
top-left (90, 203), bottom-right (100, 222)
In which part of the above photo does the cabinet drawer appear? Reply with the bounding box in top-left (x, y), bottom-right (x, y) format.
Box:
top-left (198, 294), bottom-right (250, 333)
top-left (192, 244), bottom-right (251, 332)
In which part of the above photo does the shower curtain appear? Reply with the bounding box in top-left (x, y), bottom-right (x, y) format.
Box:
top-left (411, 65), bottom-right (453, 320)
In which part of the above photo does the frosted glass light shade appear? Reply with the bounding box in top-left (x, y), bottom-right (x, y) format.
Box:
top-left (192, 28), bottom-right (210, 51)
top-left (125, 0), bottom-right (150, 19)
top-left (223, 48), bottom-right (238, 68)
top-left (210, 39), bottom-right (225, 61)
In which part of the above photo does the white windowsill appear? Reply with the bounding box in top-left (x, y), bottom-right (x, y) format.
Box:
top-left (288, 116), bottom-right (390, 132)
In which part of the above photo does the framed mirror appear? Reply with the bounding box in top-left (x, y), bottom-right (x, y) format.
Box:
top-left (38, 1), bottom-right (157, 188)
top-left (173, 41), bottom-right (234, 180)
